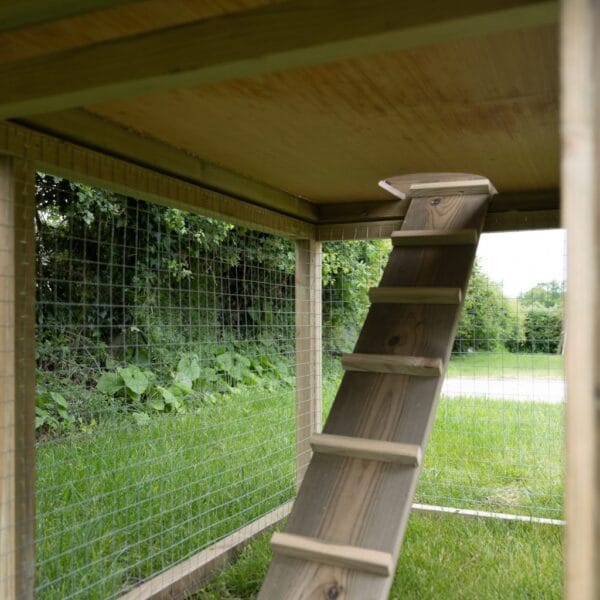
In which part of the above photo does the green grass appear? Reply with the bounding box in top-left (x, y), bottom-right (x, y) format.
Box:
top-left (447, 352), bottom-right (563, 378)
top-left (36, 386), bottom-right (297, 599)
top-left (195, 514), bottom-right (563, 599)
top-left (36, 373), bottom-right (564, 598)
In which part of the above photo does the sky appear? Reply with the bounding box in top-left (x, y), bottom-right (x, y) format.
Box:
top-left (476, 229), bottom-right (566, 298)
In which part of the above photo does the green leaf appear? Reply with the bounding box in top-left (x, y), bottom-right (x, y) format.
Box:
top-left (157, 385), bottom-right (180, 407)
top-left (216, 351), bottom-right (251, 382)
top-left (175, 355), bottom-right (200, 386)
top-left (97, 372), bottom-right (123, 395)
top-left (118, 366), bottom-right (149, 397)
top-left (49, 392), bottom-right (68, 408)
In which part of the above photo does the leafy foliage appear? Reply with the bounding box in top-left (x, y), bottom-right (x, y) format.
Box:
top-left (522, 308), bottom-right (563, 353)
top-left (519, 281), bottom-right (564, 310)
top-left (455, 261), bottom-right (520, 352)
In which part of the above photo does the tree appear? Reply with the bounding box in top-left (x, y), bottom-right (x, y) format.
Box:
top-left (522, 308), bottom-right (563, 353)
top-left (519, 281), bottom-right (564, 310)
top-left (454, 261), bottom-right (520, 352)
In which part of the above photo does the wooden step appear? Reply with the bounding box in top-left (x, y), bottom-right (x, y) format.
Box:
top-left (310, 433), bottom-right (421, 466)
top-left (271, 532), bottom-right (394, 577)
top-left (391, 228), bottom-right (478, 246)
top-left (409, 179), bottom-right (494, 198)
top-left (341, 353), bottom-right (443, 376)
top-left (369, 286), bottom-right (461, 304)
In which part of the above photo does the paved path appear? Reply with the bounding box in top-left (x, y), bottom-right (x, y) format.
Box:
top-left (441, 377), bottom-right (564, 403)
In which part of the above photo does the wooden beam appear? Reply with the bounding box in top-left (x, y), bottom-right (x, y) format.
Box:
top-left (310, 434), bottom-right (422, 466)
top-left (0, 0), bottom-right (138, 33)
top-left (341, 353), bottom-right (443, 376)
top-left (368, 287), bottom-right (462, 305)
top-left (18, 110), bottom-right (319, 222)
top-left (295, 240), bottom-right (322, 487)
top-left (0, 156), bottom-right (36, 599)
top-left (316, 190), bottom-right (560, 239)
top-left (271, 533), bottom-right (394, 577)
top-left (408, 179), bottom-right (495, 197)
top-left (390, 229), bottom-right (478, 246)
top-left (316, 220), bottom-right (404, 241)
top-left (561, 0), bottom-right (599, 598)
top-left (0, 0), bottom-right (558, 118)
top-left (119, 501), bottom-right (293, 600)
top-left (0, 121), bottom-right (314, 239)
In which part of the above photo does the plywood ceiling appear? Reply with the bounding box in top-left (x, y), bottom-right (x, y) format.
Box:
top-left (84, 23), bottom-right (558, 203)
top-left (0, 0), bottom-right (279, 65)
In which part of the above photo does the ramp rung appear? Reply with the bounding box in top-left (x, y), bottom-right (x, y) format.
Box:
top-left (369, 286), bottom-right (461, 304)
top-left (391, 228), bottom-right (478, 246)
top-left (271, 532), bottom-right (394, 577)
top-left (341, 352), bottom-right (443, 376)
top-left (408, 179), bottom-right (494, 197)
top-left (310, 433), bottom-right (421, 466)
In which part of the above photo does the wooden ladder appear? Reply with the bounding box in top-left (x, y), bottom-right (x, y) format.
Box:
top-left (258, 179), bottom-right (492, 600)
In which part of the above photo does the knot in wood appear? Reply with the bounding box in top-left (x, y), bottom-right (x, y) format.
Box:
top-left (430, 197), bottom-right (442, 205)
top-left (326, 583), bottom-right (341, 599)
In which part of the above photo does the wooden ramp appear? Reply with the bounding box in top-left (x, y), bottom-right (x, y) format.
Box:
top-left (258, 178), bottom-right (493, 600)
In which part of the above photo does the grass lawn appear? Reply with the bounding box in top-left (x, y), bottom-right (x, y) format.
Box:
top-left (447, 351), bottom-right (563, 378)
top-left (36, 370), bottom-right (563, 598)
top-left (195, 514), bottom-right (563, 599)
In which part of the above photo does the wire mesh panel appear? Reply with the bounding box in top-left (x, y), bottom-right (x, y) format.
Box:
top-left (34, 175), bottom-right (304, 598)
top-left (322, 232), bottom-right (565, 521)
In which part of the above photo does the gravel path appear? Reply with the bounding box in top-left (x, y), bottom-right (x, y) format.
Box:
top-left (441, 377), bottom-right (565, 403)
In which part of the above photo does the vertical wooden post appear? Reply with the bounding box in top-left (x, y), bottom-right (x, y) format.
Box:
top-left (295, 239), bottom-right (322, 488)
top-left (561, 0), bottom-right (599, 597)
top-left (0, 156), bottom-right (36, 599)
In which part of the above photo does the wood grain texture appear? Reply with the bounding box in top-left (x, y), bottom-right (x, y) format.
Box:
top-left (0, 0), bottom-right (139, 33)
top-left (87, 21), bottom-right (558, 204)
top-left (20, 110), bottom-right (318, 222)
top-left (295, 240), bottom-right (322, 487)
top-left (270, 533), bottom-right (394, 577)
top-left (341, 353), bottom-right (442, 376)
top-left (561, 0), bottom-right (599, 598)
top-left (391, 229), bottom-right (478, 246)
top-left (407, 179), bottom-right (495, 197)
top-left (0, 156), bottom-right (35, 599)
top-left (310, 434), bottom-right (421, 466)
top-left (0, 0), bottom-right (557, 118)
top-left (259, 190), bottom-right (489, 599)
top-left (368, 287), bottom-right (462, 305)
top-left (0, 121), bottom-right (314, 239)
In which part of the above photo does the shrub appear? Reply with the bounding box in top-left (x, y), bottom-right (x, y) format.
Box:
top-left (522, 308), bottom-right (563, 353)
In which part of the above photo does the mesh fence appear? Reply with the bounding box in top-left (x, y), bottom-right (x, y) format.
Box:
top-left (34, 175), bottom-right (308, 598)
top-left (32, 174), bottom-right (565, 598)
top-left (322, 233), bottom-right (565, 521)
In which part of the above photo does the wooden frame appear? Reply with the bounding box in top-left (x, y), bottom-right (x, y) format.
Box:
top-left (295, 239), bottom-right (323, 487)
top-left (561, 0), bottom-right (599, 597)
top-left (0, 0), bottom-right (558, 118)
top-left (0, 121), bottom-right (314, 239)
top-left (0, 1), bottom-right (138, 33)
top-left (0, 155), bottom-right (36, 600)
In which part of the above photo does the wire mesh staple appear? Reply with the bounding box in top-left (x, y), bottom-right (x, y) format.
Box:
top-left (34, 175), bottom-right (307, 599)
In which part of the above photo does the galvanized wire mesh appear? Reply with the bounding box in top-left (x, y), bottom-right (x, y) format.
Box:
top-left (322, 232), bottom-right (565, 521)
top-left (34, 175), bottom-right (308, 598)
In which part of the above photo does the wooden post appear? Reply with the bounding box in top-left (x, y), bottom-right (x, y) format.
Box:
top-left (0, 156), bottom-right (36, 599)
top-left (561, 0), bottom-right (599, 597)
top-left (295, 239), bottom-right (322, 488)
